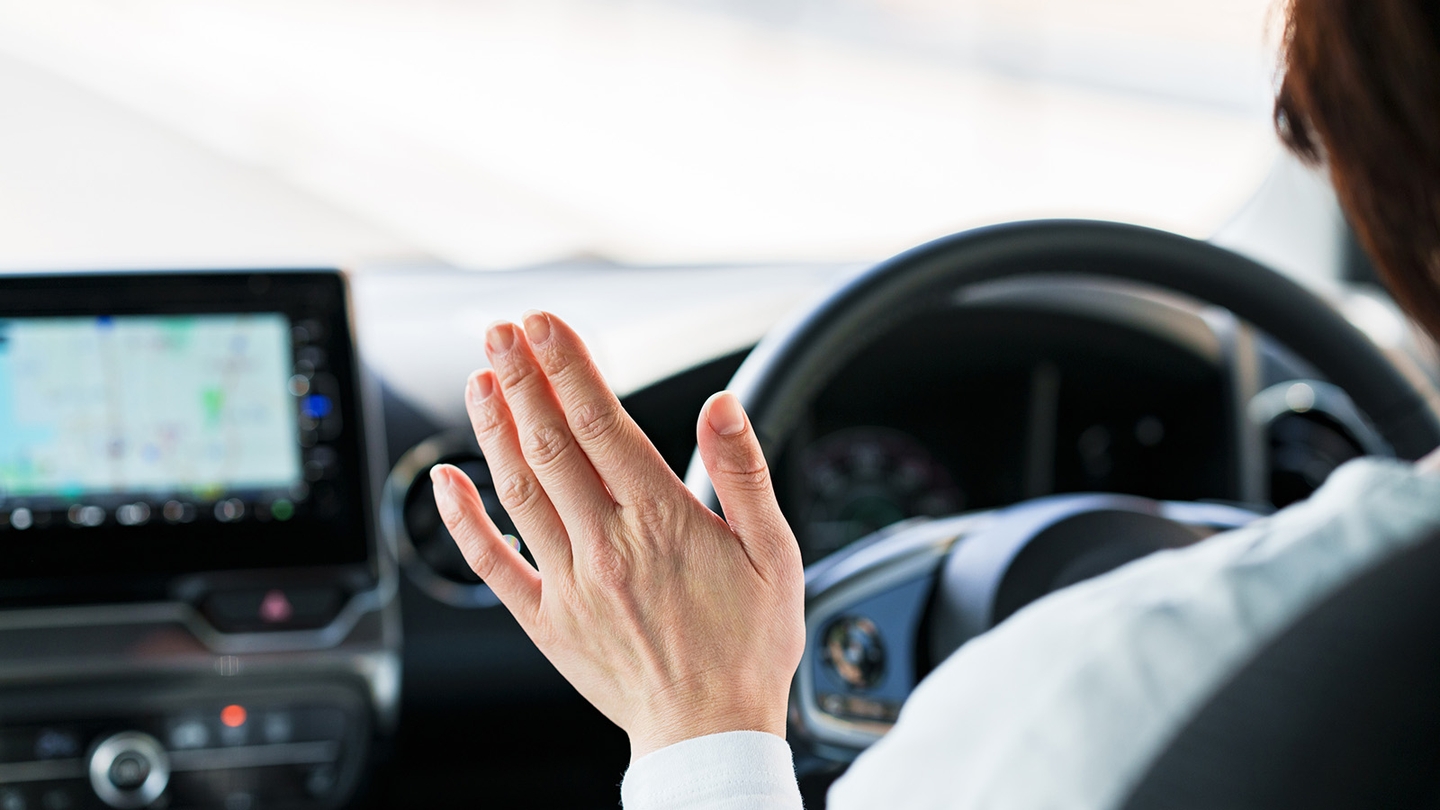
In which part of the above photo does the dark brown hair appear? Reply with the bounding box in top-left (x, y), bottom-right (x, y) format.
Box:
top-left (1276, 0), bottom-right (1440, 341)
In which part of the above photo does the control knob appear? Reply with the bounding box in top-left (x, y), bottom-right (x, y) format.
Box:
top-left (88, 732), bottom-right (170, 809)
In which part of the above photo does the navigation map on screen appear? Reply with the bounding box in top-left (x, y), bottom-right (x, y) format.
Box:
top-left (0, 313), bottom-right (301, 503)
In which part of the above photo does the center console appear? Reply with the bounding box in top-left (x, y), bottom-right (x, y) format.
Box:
top-left (0, 271), bottom-right (397, 810)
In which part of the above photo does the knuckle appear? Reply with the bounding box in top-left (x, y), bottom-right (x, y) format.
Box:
top-left (588, 546), bottom-right (636, 590)
top-left (542, 346), bottom-right (581, 380)
top-left (496, 469), bottom-right (543, 515)
top-left (495, 358), bottom-right (539, 391)
top-left (471, 404), bottom-right (508, 439)
top-left (461, 536), bottom-right (499, 581)
top-left (524, 423), bottom-right (573, 468)
top-left (570, 401), bottom-right (620, 445)
top-left (632, 498), bottom-right (674, 541)
top-left (436, 503), bottom-right (494, 575)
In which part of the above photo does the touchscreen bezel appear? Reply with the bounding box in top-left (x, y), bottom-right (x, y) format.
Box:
top-left (0, 271), bottom-right (375, 602)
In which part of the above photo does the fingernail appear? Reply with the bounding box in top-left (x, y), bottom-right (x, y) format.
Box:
top-left (486, 321), bottom-right (516, 354)
top-left (467, 372), bottom-right (494, 406)
top-left (522, 310), bottom-right (552, 344)
top-left (430, 465), bottom-right (453, 502)
top-left (706, 391), bottom-right (747, 436)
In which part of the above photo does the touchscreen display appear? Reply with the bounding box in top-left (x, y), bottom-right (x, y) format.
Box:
top-left (0, 272), bottom-right (369, 596)
top-left (0, 313), bottom-right (311, 527)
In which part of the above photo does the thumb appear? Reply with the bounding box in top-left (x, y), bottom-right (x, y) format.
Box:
top-left (697, 391), bottom-right (797, 567)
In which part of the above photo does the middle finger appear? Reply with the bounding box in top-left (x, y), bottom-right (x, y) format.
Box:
top-left (485, 321), bottom-right (616, 531)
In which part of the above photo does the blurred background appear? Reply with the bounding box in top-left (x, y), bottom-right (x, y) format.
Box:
top-left (0, 0), bottom-right (1284, 273)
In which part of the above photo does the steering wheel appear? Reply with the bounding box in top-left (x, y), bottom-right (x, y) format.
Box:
top-left (682, 219), bottom-right (1440, 758)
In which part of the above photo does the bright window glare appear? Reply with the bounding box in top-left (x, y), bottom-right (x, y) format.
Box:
top-left (0, 0), bottom-right (1282, 271)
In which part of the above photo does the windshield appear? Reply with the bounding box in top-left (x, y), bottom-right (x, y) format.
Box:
top-left (0, 0), bottom-right (1281, 271)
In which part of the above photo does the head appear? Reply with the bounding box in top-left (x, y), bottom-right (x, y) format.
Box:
top-left (1276, 0), bottom-right (1440, 342)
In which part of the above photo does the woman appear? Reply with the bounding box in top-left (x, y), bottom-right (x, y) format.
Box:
top-left (429, 0), bottom-right (1440, 806)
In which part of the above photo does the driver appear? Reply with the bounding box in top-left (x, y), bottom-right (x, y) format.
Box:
top-left (429, 0), bottom-right (1440, 807)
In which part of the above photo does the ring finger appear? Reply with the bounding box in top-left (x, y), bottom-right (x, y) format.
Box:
top-left (465, 369), bottom-right (573, 575)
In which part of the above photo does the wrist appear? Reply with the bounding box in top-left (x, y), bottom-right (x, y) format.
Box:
top-left (627, 701), bottom-right (787, 761)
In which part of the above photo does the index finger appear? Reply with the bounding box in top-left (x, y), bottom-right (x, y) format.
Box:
top-left (519, 311), bottom-right (679, 506)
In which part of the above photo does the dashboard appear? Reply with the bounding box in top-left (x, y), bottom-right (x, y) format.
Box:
top-left (0, 261), bottom-right (1425, 809)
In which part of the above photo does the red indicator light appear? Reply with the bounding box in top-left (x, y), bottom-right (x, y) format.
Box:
top-left (221, 704), bottom-right (247, 728)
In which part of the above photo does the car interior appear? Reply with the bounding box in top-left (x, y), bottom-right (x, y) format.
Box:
top-left (2, 2), bottom-right (1439, 809)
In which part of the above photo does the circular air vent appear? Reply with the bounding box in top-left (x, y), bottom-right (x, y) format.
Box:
top-left (382, 430), bottom-right (531, 607)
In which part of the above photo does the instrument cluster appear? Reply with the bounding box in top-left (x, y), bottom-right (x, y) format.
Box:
top-left (775, 301), bottom-right (1379, 564)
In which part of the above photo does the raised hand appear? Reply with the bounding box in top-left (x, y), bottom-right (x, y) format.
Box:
top-left (430, 311), bottom-right (805, 759)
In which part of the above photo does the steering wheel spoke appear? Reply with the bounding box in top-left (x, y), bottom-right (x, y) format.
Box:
top-left (793, 495), bottom-right (1258, 760)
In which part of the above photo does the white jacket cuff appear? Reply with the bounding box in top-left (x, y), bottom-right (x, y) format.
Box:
top-left (621, 730), bottom-right (804, 810)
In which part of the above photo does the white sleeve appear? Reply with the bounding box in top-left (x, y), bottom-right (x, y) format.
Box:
top-left (827, 458), bottom-right (1440, 810)
top-left (621, 731), bottom-right (804, 810)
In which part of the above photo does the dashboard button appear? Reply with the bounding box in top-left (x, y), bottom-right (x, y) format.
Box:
top-left (166, 719), bottom-right (208, 750)
top-left (33, 728), bottom-right (79, 760)
top-left (306, 765), bottom-right (337, 798)
top-left (202, 587), bottom-right (344, 632)
top-left (262, 711), bottom-right (294, 744)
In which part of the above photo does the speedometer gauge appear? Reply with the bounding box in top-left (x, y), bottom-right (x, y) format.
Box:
top-left (799, 427), bottom-right (965, 563)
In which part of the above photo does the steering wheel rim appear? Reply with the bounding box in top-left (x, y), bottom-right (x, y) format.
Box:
top-left (685, 219), bottom-right (1440, 507)
top-left (698, 219), bottom-right (1439, 763)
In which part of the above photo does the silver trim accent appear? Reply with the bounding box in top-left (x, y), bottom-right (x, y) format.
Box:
top-left (169, 741), bottom-right (339, 771)
top-left (382, 429), bottom-right (504, 609)
top-left (89, 732), bottom-right (170, 809)
top-left (0, 759), bottom-right (85, 784)
top-left (0, 740), bottom-right (343, 787)
top-left (1218, 314), bottom-right (1268, 505)
top-left (0, 585), bottom-right (391, 656)
top-left (956, 275), bottom-right (1225, 365)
